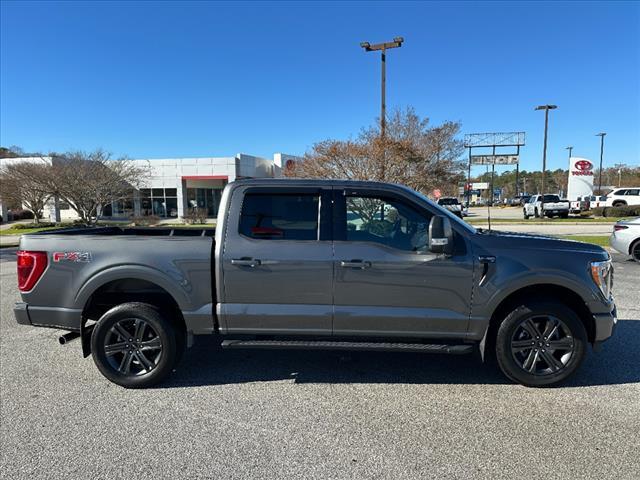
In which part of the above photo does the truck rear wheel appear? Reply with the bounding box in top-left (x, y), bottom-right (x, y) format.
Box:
top-left (495, 301), bottom-right (587, 387)
top-left (91, 302), bottom-right (178, 388)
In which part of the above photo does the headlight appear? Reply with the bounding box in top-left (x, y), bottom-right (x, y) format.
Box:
top-left (590, 260), bottom-right (613, 300)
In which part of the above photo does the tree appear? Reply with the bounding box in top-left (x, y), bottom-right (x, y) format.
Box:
top-left (51, 150), bottom-right (148, 225)
top-left (0, 160), bottom-right (52, 223)
top-left (287, 107), bottom-right (465, 196)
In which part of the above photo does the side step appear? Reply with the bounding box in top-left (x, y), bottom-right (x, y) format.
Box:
top-left (221, 339), bottom-right (473, 355)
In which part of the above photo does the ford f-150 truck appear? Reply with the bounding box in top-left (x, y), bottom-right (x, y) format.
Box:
top-left (14, 179), bottom-right (617, 388)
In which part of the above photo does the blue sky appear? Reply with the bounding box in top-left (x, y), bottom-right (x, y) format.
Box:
top-left (1, 1), bottom-right (639, 172)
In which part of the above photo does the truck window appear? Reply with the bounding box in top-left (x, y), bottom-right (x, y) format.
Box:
top-left (344, 195), bottom-right (432, 251)
top-left (239, 193), bottom-right (320, 240)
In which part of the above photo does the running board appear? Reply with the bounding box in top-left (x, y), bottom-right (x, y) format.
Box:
top-left (221, 339), bottom-right (473, 355)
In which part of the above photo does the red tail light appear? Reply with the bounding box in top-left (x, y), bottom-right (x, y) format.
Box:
top-left (17, 251), bottom-right (48, 292)
top-left (614, 225), bottom-right (628, 232)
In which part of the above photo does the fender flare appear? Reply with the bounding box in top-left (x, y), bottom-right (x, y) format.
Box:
top-left (74, 264), bottom-right (193, 313)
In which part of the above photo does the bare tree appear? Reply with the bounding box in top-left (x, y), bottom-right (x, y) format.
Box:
top-left (0, 160), bottom-right (52, 223)
top-left (288, 107), bottom-right (465, 196)
top-left (51, 150), bottom-right (148, 225)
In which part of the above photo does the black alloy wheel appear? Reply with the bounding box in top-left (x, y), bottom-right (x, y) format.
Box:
top-left (495, 301), bottom-right (587, 387)
top-left (510, 315), bottom-right (574, 376)
top-left (91, 302), bottom-right (180, 388)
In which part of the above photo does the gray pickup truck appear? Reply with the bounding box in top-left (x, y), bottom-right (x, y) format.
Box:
top-left (14, 179), bottom-right (617, 388)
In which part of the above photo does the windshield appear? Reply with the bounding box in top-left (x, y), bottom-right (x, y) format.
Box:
top-left (543, 195), bottom-right (560, 202)
top-left (438, 198), bottom-right (460, 205)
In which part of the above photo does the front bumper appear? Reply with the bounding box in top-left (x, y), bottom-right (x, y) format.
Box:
top-left (14, 302), bottom-right (82, 332)
top-left (593, 304), bottom-right (617, 345)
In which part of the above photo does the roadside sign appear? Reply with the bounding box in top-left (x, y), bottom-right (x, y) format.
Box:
top-left (470, 155), bottom-right (519, 165)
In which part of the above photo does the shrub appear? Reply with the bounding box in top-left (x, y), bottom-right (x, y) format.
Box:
top-left (12, 222), bottom-right (56, 230)
top-left (591, 205), bottom-right (640, 218)
top-left (130, 215), bottom-right (161, 226)
top-left (10, 209), bottom-right (35, 220)
top-left (182, 208), bottom-right (208, 225)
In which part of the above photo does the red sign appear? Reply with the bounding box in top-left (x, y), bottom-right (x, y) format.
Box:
top-left (572, 160), bottom-right (594, 176)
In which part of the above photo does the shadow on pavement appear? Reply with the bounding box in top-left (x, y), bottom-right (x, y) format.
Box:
top-left (163, 319), bottom-right (640, 389)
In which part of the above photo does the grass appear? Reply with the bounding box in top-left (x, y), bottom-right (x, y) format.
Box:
top-left (466, 217), bottom-right (625, 224)
top-left (556, 235), bottom-right (610, 247)
top-left (0, 226), bottom-right (62, 236)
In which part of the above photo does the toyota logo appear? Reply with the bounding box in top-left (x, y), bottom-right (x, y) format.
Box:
top-left (575, 160), bottom-right (593, 171)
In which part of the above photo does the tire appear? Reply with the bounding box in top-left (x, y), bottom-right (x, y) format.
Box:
top-left (495, 301), bottom-right (587, 387)
top-left (560, 213), bottom-right (569, 219)
top-left (612, 201), bottom-right (626, 207)
top-left (631, 239), bottom-right (640, 263)
top-left (91, 302), bottom-right (179, 388)
top-left (523, 209), bottom-right (529, 220)
top-left (534, 208), bottom-right (540, 218)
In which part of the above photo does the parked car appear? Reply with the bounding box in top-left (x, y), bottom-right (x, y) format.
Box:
top-left (609, 217), bottom-right (640, 262)
top-left (605, 188), bottom-right (640, 207)
top-left (570, 196), bottom-right (590, 215)
top-left (437, 197), bottom-right (463, 218)
top-left (518, 195), bottom-right (532, 206)
top-left (523, 194), bottom-right (570, 219)
top-left (14, 179), bottom-right (616, 388)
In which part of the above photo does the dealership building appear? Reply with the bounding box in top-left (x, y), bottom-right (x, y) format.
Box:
top-left (0, 152), bottom-right (300, 222)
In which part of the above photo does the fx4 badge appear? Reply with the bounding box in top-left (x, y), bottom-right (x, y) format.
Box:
top-left (52, 251), bottom-right (92, 263)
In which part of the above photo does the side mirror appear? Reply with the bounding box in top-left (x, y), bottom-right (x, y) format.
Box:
top-left (429, 215), bottom-right (453, 255)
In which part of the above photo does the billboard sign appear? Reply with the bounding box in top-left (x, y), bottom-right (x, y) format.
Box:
top-left (470, 155), bottom-right (519, 165)
top-left (472, 182), bottom-right (489, 190)
top-left (567, 157), bottom-right (594, 200)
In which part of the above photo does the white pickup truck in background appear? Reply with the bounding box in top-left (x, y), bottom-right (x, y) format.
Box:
top-left (523, 194), bottom-right (570, 219)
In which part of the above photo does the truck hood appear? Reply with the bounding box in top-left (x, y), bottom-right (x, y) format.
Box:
top-left (473, 229), bottom-right (609, 259)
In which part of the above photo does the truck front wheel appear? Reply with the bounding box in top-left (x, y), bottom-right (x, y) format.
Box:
top-left (91, 302), bottom-right (179, 388)
top-left (495, 301), bottom-right (587, 387)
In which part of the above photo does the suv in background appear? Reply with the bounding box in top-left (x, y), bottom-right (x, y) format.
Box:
top-left (437, 197), bottom-right (463, 218)
top-left (605, 188), bottom-right (640, 207)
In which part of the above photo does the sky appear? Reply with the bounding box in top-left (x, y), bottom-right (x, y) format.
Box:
top-left (1, 0), bottom-right (639, 173)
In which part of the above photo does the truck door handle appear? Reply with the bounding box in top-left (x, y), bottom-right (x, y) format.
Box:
top-left (340, 260), bottom-right (372, 269)
top-left (231, 258), bottom-right (262, 268)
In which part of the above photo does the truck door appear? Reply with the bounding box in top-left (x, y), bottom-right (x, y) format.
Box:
top-left (332, 189), bottom-right (474, 338)
top-left (220, 186), bottom-right (334, 335)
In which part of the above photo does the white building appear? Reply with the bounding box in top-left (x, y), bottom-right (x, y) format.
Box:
top-left (1, 152), bottom-right (300, 222)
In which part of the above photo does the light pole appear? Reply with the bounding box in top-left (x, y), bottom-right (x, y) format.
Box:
top-left (535, 104), bottom-right (557, 218)
top-left (596, 132), bottom-right (606, 194)
top-left (360, 37), bottom-right (404, 138)
top-left (566, 146), bottom-right (573, 162)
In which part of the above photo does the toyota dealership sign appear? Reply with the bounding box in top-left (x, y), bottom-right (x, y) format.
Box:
top-left (567, 157), bottom-right (595, 200)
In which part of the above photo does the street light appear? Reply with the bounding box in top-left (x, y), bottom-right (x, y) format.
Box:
top-left (596, 132), bottom-right (606, 194)
top-left (535, 104), bottom-right (557, 218)
top-left (360, 37), bottom-right (404, 138)
top-left (566, 146), bottom-right (573, 161)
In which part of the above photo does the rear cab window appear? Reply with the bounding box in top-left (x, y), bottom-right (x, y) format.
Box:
top-left (239, 193), bottom-right (320, 240)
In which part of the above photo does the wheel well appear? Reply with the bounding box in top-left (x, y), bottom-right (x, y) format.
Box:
top-left (82, 278), bottom-right (187, 338)
top-left (486, 284), bottom-right (596, 346)
top-left (630, 237), bottom-right (640, 255)
top-left (612, 200), bottom-right (627, 206)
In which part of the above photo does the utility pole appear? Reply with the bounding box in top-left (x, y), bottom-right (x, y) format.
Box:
top-left (596, 132), bottom-right (606, 193)
top-left (535, 104), bottom-right (557, 218)
top-left (614, 163), bottom-right (625, 187)
top-left (360, 37), bottom-right (404, 138)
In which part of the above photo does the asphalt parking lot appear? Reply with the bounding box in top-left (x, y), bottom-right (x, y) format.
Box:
top-left (1, 247), bottom-right (638, 479)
